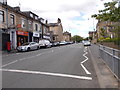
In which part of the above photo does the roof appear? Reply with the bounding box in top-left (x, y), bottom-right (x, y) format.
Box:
top-left (48, 23), bottom-right (59, 27)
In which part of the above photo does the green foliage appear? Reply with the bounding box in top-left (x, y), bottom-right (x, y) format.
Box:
top-left (98, 37), bottom-right (120, 45)
top-left (72, 35), bottom-right (83, 42)
top-left (91, 1), bottom-right (120, 45)
top-left (100, 28), bottom-right (107, 38)
top-left (89, 37), bottom-right (93, 40)
top-left (91, 1), bottom-right (120, 22)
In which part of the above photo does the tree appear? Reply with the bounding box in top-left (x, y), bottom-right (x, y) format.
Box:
top-left (100, 27), bottom-right (107, 38)
top-left (92, 1), bottom-right (120, 22)
top-left (71, 35), bottom-right (83, 42)
top-left (91, 1), bottom-right (120, 45)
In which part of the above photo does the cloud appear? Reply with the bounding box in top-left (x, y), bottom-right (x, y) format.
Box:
top-left (8, 0), bottom-right (112, 37)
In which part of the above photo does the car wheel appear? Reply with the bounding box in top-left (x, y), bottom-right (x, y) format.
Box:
top-left (27, 47), bottom-right (30, 51)
top-left (37, 46), bottom-right (39, 50)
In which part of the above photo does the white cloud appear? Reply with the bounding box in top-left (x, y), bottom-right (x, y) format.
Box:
top-left (8, 0), bottom-right (112, 37)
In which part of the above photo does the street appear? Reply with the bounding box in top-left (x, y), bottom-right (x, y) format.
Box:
top-left (2, 43), bottom-right (100, 88)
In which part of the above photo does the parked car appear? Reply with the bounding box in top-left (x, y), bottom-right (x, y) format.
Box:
top-left (17, 42), bottom-right (39, 52)
top-left (52, 42), bottom-right (60, 47)
top-left (59, 41), bottom-right (67, 45)
top-left (39, 39), bottom-right (51, 48)
top-left (83, 41), bottom-right (91, 46)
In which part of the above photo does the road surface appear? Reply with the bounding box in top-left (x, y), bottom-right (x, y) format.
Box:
top-left (2, 43), bottom-right (100, 88)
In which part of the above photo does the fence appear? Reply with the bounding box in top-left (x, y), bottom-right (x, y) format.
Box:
top-left (99, 45), bottom-right (120, 80)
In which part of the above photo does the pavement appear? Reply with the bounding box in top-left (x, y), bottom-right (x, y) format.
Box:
top-left (89, 44), bottom-right (119, 88)
top-left (1, 43), bottom-right (120, 88)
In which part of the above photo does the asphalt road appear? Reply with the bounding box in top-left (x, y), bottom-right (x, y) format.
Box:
top-left (2, 43), bottom-right (100, 88)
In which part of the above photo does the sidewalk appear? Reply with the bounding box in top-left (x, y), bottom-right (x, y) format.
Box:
top-left (2, 49), bottom-right (17, 55)
top-left (89, 44), bottom-right (119, 88)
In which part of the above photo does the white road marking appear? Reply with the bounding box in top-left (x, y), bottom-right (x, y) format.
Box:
top-left (1, 69), bottom-right (92, 80)
top-left (81, 63), bottom-right (91, 75)
top-left (2, 50), bottom-right (54, 68)
top-left (81, 52), bottom-right (88, 64)
top-left (81, 47), bottom-right (91, 75)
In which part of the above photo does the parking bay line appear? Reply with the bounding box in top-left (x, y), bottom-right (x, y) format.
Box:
top-left (1, 69), bottom-right (92, 80)
top-left (2, 50), bottom-right (54, 68)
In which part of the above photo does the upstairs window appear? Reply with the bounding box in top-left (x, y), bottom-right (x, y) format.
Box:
top-left (30, 13), bottom-right (33, 18)
top-left (22, 18), bottom-right (26, 28)
top-left (0, 10), bottom-right (4, 22)
top-left (35, 16), bottom-right (38, 20)
top-left (28, 20), bottom-right (32, 30)
top-left (35, 24), bottom-right (38, 31)
top-left (10, 14), bottom-right (15, 25)
top-left (39, 24), bottom-right (42, 33)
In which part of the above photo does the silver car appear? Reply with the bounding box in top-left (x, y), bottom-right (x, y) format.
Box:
top-left (83, 41), bottom-right (91, 46)
top-left (17, 42), bottom-right (39, 52)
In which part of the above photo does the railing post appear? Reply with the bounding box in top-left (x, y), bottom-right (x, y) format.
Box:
top-left (113, 49), bottom-right (115, 74)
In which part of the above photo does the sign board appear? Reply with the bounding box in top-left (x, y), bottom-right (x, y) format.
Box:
top-left (16, 30), bottom-right (28, 36)
top-left (43, 35), bottom-right (50, 39)
top-left (33, 32), bottom-right (40, 37)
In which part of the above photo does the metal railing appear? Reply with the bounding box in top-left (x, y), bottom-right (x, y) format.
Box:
top-left (99, 45), bottom-right (120, 80)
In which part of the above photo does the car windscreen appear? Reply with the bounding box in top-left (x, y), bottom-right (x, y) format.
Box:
top-left (22, 43), bottom-right (30, 46)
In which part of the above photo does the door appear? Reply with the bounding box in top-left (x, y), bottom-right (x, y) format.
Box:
top-left (30, 42), bottom-right (36, 50)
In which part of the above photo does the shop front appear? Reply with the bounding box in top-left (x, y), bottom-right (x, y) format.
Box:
top-left (43, 35), bottom-right (51, 41)
top-left (33, 32), bottom-right (40, 43)
top-left (16, 30), bottom-right (28, 46)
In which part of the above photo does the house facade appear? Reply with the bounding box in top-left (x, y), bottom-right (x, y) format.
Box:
top-left (96, 21), bottom-right (116, 39)
top-left (49, 18), bottom-right (63, 42)
top-left (0, 2), bottom-right (53, 50)
top-left (63, 31), bottom-right (71, 42)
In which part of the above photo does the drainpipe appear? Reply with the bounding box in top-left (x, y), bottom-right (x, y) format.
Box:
top-left (6, 4), bottom-right (8, 29)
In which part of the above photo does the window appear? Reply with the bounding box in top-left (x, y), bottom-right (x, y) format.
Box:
top-left (39, 24), bottom-right (42, 33)
top-left (28, 20), bottom-right (32, 30)
top-left (103, 26), bottom-right (107, 30)
top-left (35, 16), bottom-right (38, 20)
top-left (10, 14), bottom-right (15, 25)
top-left (44, 27), bottom-right (48, 33)
top-left (53, 36), bottom-right (55, 40)
top-left (0, 10), bottom-right (4, 22)
top-left (22, 18), bottom-right (26, 28)
top-left (30, 13), bottom-right (33, 18)
top-left (35, 24), bottom-right (38, 31)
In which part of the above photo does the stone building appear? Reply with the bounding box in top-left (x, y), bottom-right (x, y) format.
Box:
top-left (96, 21), bottom-right (116, 39)
top-left (0, 2), bottom-right (52, 50)
top-left (63, 31), bottom-right (71, 42)
top-left (48, 18), bottom-right (63, 42)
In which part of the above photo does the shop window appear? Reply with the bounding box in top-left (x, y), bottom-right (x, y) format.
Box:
top-left (0, 10), bottom-right (4, 22)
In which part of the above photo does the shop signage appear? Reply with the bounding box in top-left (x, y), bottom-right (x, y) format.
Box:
top-left (43, 35), bottom-right (50, 39)
top-left (17, 24), bottom-right (22, 28)
top-left (33, 32), bottom-right (40, 37)
top-left (16, 31), bottom-right (28, 36)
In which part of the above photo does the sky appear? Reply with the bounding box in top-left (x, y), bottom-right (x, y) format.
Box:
top-left (7, 0), bottom-right (112, 37)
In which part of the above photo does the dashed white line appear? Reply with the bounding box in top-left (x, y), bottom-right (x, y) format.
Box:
top-left (1, 69), bottom-right (92, 80)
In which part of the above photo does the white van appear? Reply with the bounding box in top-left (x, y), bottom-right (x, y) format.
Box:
top-left (39, 39), bottom-right (52, 48)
